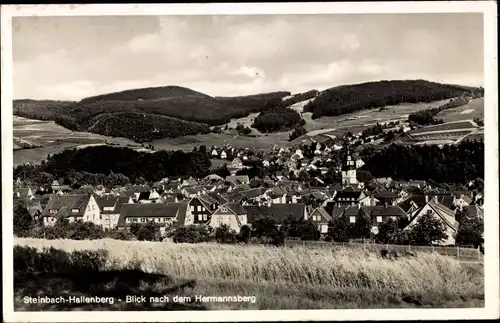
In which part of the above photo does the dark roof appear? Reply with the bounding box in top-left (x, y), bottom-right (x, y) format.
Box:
top-left (42, 194), bottom-right (91, 217)
top-left (311, 207), bottom-right (332, 222)
top-left (197, 194), bottom-right (219, 207)
top-left (239, 188), bottom-right (266, 199)
top-left (335, 191), bottom-right (362, 199)
top-left (118, 203), bottom-right (187, 227)
top-left (368, 205), bottom-right (407, 217)
top-left (463, 204), bottom-right (484, 219)
top-left (224, 203), bottom-right (247, 215)
top-left (373, 190), bottom-right (398, 200)
top-left (95, 195), bottom-right (118, 208)
top-left (225, 175), bottom-right (250, 184)
top-left (137, 192), bottom-right (150, 200)
top-left (244, 203), bottom-right (306, 224)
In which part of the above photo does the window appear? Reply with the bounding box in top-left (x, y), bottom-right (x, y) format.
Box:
top-left (221, 207), bottom-right (227, 212)
top-left (371, 226), bottom-right (379, 235)
top-left (190, 205), bottom-right (195, 212)
top-left (203, 214), bottom-right (208, 221)
top-left (197, 205), bottom-right (201, 212)
top-left (201, 206), bottom-right (205, 211)
top-left (198, 214), bottom-right (203, 221)
top-left (321, 225), bottom-right (328, 233)
top-left (377, 216), bottom-right (383, 223)
top-left (72, 209), bottom-right (79, 213)
top-left (141, 218), bottom-right (146, 223)
top-left (350, 216), bottom-right (356, 223)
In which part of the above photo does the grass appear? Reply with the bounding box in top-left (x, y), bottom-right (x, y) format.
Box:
top-left (14, 238), bottom-right (484, 310)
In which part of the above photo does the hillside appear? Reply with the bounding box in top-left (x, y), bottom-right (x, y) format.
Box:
top-left (13, 80), bottom-right (483, 144)
top-left (304, 80), bottom-right (484, 119)
top-left (13, 88), bottom-right (290, 142)
top-left (79, 85), bottom-right (212, 104)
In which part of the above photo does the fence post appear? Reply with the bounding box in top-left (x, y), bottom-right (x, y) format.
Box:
top-left (478, 246), bottom-right (481, 261)
top-left (457, 246), bottom-right (460, 259)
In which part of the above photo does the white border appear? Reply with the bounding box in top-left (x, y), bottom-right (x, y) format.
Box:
top-left (2, 2), bottom-right (498, 322)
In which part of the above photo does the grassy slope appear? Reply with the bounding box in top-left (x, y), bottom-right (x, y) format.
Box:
top-left (14, 238), bottom-right (484, 310)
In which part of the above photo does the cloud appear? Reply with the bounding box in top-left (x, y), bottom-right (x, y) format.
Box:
top-left (12, 14), bottom-right (484, 100)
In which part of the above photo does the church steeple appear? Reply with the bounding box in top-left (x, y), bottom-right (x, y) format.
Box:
top-left (341, 142), bottom-right (358, 185)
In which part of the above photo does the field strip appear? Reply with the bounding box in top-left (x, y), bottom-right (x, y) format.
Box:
top-left (460, 109), bottom-right (474, 115)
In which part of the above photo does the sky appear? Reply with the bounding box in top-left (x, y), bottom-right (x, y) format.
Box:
top-left (12, 13), bottom-right (484, 100)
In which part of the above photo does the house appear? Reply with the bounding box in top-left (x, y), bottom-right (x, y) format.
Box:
top-left (185, 194), bottom-right (220, 225)
top-left (365, 204), bottom-right (408, 235)
top-left (405, 200), bottom-right (459, 245)
top-left (27, 200), bottom-right (43, 221)
top-left (117, 203), bottom-right (188, 236)
top-left (230, 157), bottom-right (244, 170)
top-left (211, 148), bottom-right (218, 157)
top-left (355, 158), bottom-right (365, 169)
top-left (262, 160), bottom-right (271, 167)
top-left (225, 175), bottom-right (250, 185)
top-left (95, 195), bottom-right (133, 230)
top-left (245, 203), bottom-right (308, 228)
top-left (461, 204), bottom-right (484, 220)
top-left (308, 207), bottom-right (332, 234)
top-left (373, 190), bottom-right (399, 205)
top-left (239, 188), bottom-right (266, 205)
top-left (208, 203), bottom-right (248, 233)
top-left (267, 186), bottom-right (287, 204)
top-left (334, 188), bottom-right (365, 206)
top-left (181, 178), bottom-right (198, 188)
top-left (453, 194), bottom-right (473, 210)
top-left (51, 180), bottom-right (61, 192)
top-left (41, 194), bottom-right (100, 226)
top-left (14, 187), bottom-right (34, 200)
top-left (358, 194), bottom-right (379, 207)
top-left (220, 150), bottom-right (227, 159)
top-left (408, 180), bottom-right (427, 189)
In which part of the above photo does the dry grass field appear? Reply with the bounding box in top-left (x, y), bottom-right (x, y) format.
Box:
top-left (14, 238), bottom-right (484, 310)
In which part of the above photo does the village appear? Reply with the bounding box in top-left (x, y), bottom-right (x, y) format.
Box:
top-left (14, 135), bottom-right (484, 247)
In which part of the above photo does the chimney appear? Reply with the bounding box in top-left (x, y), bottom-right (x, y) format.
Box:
top-left (370, 195), bottom-right (375, 206)
top-left (384, 202), bottom-right (388, 209)
top-left (425, 195), bottom-right (429, 203)
top-left (434, 196), bottom-right (438, 203)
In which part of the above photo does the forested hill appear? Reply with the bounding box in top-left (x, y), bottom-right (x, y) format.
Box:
top-left (13, 87), bottom-right (291, 142)
top-left (304, 80), bottom-right (484, 119)
top-left (79, 85), bottom-right (213, 104)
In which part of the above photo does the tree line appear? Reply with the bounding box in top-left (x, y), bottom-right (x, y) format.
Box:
top-left (252, 106), bottom-right (305, 133)
top-left (14, 146), bottom-right (212, 183)
top-left (408, 96), bottom-right (471, 125)
top-left (303, 80), bottom-right (483, 119)
top-left (361, 141), bottom-right (484, 184)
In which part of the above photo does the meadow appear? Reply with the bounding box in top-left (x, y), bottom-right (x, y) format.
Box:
top-left (14, 238), bottom-right (484, 310)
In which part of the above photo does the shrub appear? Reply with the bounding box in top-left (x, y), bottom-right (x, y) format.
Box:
top-left (173, 225), bottom-right (214, 243)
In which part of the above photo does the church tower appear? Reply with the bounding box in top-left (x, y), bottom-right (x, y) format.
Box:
top-left (341, 144), bottom-right (358, 185)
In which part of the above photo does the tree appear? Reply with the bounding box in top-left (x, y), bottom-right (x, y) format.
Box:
top-left (130, 222), bottom-right (159, 241)
top-left (237, 225), bottom-right (251, 243)
top-left (13, 199), bottom-right (33, 237)
top-left (298, 219), bottom-right (321, 241)
top-left (408, 212), bottom-right (448, 245)
top-left (215, 225), bottom-right (237, 244)
top-left (349, 210), bottom-right (371, 239)
top-left (281, 215), bottom-right (302, 239)
top-left (327, 217), bottom-right (350, 242)
top-left (375, 218), bottom-right (400, 244)
top-left (455, 216), bottom-right (484, 248)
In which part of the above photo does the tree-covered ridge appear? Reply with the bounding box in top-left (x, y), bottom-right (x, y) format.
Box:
top-left (14, 146), bottom-right (212, 182)
top-left (79, 85), bottom-right (212, 104)
top-left (87, 112), bottom-right (210, 142)
top-left (362, 140), bottom-right (484, 184)
top-left (13, 89), bottom-right (290, 141)
top-left (304, 80), bottom-right (484, 119)
top-left (252, 106), bottom-right (305, 133)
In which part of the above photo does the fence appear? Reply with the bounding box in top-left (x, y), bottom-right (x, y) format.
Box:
top-left (283, 239), bottom-right (483, 262)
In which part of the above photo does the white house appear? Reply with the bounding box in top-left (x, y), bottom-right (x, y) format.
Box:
top-left (208, 203), bottom-right (248, 233)
top-left (41, 194), bottom-right (101, 227)
top-left (405, 200), bottom-right (459, 246)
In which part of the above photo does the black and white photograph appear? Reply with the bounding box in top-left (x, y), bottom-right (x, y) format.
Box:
top-left (2, 2), bottom-right (498, 322)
